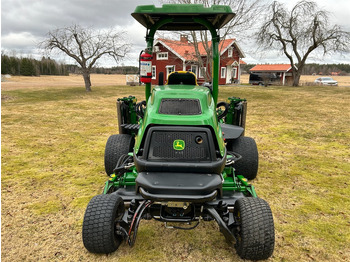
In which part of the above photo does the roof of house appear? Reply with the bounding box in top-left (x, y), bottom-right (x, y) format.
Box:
top-left (250, 64), bottom-right (292, 72)
top-left (155, 38), bottom-right (244, 62)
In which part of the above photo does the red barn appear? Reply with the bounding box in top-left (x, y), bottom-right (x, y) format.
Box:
top-left (150, 35), bottom-right (245, 85)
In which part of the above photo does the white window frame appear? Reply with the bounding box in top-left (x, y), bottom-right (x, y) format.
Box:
top-left (221, 67), bottom-right (226, 78)
top-left (166, 65), bottom-right (175, 79)
top-left (232, 68), bottom-right (237, 79)
top-left (157, 52), bottom-right (168, 60)
top-left (190, 65), bottom-right (198, 76)
top-left (152, 66), bottom-right (156, 79)
top-left (228, 47), bottom-right (233, 57)
top-left (199, 67), bottom-right (206, 79)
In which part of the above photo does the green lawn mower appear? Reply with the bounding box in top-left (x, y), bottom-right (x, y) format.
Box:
top-left (82, 4), bottom-right (275, 260)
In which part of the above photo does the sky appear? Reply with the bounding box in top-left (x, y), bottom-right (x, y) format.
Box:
top-left (1, 0), bottom-right (350, 67)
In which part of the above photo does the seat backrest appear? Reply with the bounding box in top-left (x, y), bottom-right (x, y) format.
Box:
top-left (167, 71), bottom-right (197, 85)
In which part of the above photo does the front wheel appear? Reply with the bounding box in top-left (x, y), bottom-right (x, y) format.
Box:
top-left (82, 194), bottom-right (125, 254)
top-left (233, 197), bottom-right (275, 260)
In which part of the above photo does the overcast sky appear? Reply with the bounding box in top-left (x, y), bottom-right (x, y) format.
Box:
top-left (1, 0), bottom-right (350, 66)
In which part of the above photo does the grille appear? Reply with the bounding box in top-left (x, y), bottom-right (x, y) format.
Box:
top-left (158, 98), bottom-right (201, 115)
top-left (146, 129), bottom-right (213, 162)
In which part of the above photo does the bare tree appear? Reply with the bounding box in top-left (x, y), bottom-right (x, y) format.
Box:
top-left (40, 25), bottom-right (131, 91)
top-left (161, 0), bottom-right (265, 80)
top-left (257, 1), bottom-right (350, 86)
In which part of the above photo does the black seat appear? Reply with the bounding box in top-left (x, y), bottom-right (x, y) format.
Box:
top-left (167, 71), bottom-right (197, 85)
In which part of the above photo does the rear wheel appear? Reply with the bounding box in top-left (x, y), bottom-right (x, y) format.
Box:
top-left (227, 136), bottom-right (258, 180)
top-left (82, 194), bottom-right (125, 254)
top-left (233, 197), bottom-right (275, 260)
top-left (104, 134), bottom-right (134, 175)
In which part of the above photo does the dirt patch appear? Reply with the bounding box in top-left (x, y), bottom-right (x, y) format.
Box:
top-left (1, 94), bottom-right (15, 102)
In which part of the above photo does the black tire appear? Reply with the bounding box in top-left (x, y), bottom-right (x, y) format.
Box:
top-left (233, 197), bottom-right (275, 260)
top-left (227, 136), bottom-right (258, 180)
top-left (104, 134), bottom-right (134, 175)
top-left (82, 194), bottom-right (125, 254)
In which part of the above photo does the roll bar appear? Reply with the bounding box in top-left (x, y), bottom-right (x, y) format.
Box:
top-left (132, 4), bottom-right (235, 105)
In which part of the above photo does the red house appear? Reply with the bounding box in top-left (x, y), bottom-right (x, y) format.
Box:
top-left (151, 35), bottom-right (245, 85)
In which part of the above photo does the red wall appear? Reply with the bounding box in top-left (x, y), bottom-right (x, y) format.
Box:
top-left (151, 43), bottom-right (241, 86)
top-left (151, 44), bottom-right (183, 85)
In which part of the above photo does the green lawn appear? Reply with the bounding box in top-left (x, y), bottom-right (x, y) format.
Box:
top-left (2, 84), bottom-right (350, 261)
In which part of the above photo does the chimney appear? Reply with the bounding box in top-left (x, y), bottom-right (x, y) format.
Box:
top-left (180, 34), bottom-right (188, 43)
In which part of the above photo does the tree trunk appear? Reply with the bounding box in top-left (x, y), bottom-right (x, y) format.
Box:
top-left (292, 70), bottom-right (301, 87)
top-left (82, 71), bottom-right (92, 91)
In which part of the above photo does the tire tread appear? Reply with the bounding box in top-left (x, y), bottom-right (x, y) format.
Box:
top-left (235, 197), bottom-right (275, 260)
top-left (82, 194), bottom-right (124, 253)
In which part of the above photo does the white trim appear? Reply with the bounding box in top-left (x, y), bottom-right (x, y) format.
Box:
top-left (152, 66), bottom-right (156, 80)
top-left (166, 65), bottom-right (175, 79)
top-left (220, 39), bottom-right (235, 55)
top-left (228, 48), bottom-right (233, 57)
top-left (226, 66), bottom-right (232, 84)
top-left (154, 40), bottom-right (185, 62)
top-left (221, 67), bottom-right (226, 78)
top-left (156, 52), bottom-right (168, 60)
top-left (233, 68), bottom-right (237, 79)
top-left (199, 67), bottom-right (206, 79)
top-left (232, 41), bottom-right (246, 58)
top-left (190, 65), bottom-right (198, 76)
top-left (153, 46), bottom-right (160, 52)
top-left (238, 62), bottom-right (241, 83)
top-left (220, 39), bottom-right (245, 58)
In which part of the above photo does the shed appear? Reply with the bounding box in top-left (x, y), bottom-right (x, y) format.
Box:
top-left (250, 64), bottom-right (294, 85)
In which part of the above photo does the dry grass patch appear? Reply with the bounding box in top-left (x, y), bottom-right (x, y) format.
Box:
top-left (1, 74), bottom-right (128, 91)
top-left (2, 80), bottom-right (350, 261)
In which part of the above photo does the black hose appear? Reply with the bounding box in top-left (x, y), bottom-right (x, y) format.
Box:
top-left (217, 101), bottom-right (229, 120)
top-left (225, 151), bottom-right (242, 166)
top-left (113, 154), bottom-right (133, 175)
top-left (128, 200), bottom-right (152, 247)
top-left (135, 100), bottom-right (146, 119)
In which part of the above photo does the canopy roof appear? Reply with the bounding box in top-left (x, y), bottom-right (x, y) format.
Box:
top-left (132, 4), bottom-right (235, 31)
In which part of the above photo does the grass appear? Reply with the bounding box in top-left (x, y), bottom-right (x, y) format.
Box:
top-left (2, 80), bottom-right (350, 261)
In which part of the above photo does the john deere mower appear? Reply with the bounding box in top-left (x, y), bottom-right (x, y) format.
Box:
top-left (82, 4), bottom-right (275, 260)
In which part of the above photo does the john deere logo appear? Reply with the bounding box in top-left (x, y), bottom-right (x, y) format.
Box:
top-left (173, 139), bottom-right (185, 150)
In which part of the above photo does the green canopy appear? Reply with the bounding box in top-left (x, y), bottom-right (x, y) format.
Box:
top-left (132, 4), bottom-right (235, 31)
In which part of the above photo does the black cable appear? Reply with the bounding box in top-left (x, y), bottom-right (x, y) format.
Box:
top-left (135, 100), bottom-right (146, 119)
top-left (129, 201), bottom-right (152, 246)
top-left (226, 151), bottom-right (242, 166)
top-left (217, 101), bottom-right (229, 120)
top-left (128, 200), bottom-right (152, 247)
top-left (113, 154), bottom-right (133, 175)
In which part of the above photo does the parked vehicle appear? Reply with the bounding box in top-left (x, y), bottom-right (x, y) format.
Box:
top-left (314, 77), bottom-right (338, 86)
top-left (249, 73), bottom-right (278, 86)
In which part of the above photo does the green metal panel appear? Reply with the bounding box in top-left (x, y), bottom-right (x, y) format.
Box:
top-left (132, 4), bottom-right (235, 30)
top-left (134, 84), bottom-right (226, 156)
